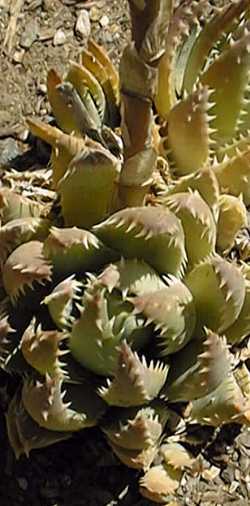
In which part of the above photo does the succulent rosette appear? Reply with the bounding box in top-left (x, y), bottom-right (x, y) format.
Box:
top-left (1, 0), bottom-right (250, 503)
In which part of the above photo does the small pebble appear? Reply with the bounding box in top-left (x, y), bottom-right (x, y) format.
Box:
top-left (38, 28), bottom-right (54, 42)
top-left (235, 468), bottom-right (241, 481)
top-left (239, 454), bottom-right (250, 473)
top-left (37, 83), bottom-right (47, 95)
top-left (221, 466), bottom-right (235, 484)
top-left (53, 29), bottom-right (66, 46)
top-left (232, 450), bottom-right (239, 462)
top-left (18, 129), bottom-right (30, 142)
top-left (237, 430), bottom-right (250, 448)
top-left (100, 15), bottom-right (109, 27)
top-left (202, 465), bottom-right (220, 481)
top-left (12, 49), bottom-right (25, 64)
top-left (75, 10), bottom-right (91, 39)
top-left (118, 485), bottom-right (129, 500)
top-left (0, 138), bottom-right (21, 166)
top-left (228, 480), bottom-right (239, 494)
top-left (90, 6), bottom-right (100, 21)
top-left (20, 19), bottom-right (39, 49)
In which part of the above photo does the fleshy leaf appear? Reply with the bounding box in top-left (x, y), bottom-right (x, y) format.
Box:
top-left (215, 130), bottom-right (250, 163)
top-left (47, 69), bottom-right (71, 132)
top-left (108, 258), bottom-right (166, 296)
top-left (27, 118), bottom-right (87, 187)
top-left (102, 402), bottom-right (169, 450)
top-left (88, 39), bottom-right (119, 104)
top-left (66, 58), bottom-right (106, 122)
top-left (20, 319), bottom-right (67, 376)
top-left (225, 277), bottom-right (250, 344)
top-left (165, 329), bottom-right (232, 401)
top-left (65, 60), bottom-right (105, 127)
top-left (213, 147), bottom-right (250, 205)
top-left (67, 259), bottom-right (164, 376)
top-left (81, 45), bottom-right (119, 126)
top-left (131, 278), bottom-right (196, 356)
top-left (161, 167), bottom-right (219, 216)
top-left (164, 190), bottom-right (216, 267)
top-left (43, 275), bottom-right (82, 330)
top-left (68, 273), bottom-right (151, 376)
top-left (110, 440), bottom-right (158, 470)
top-left (22, 375), bottom-right (106, 432)
top-left (93, 206), bottom-right (187, 276)
top-left (139, 464), bottom-right (181, 503)
top-left (54, 81), bottom-right (104, 142)
top-left (166, 86), bottom-right (213, 175)
top-left (98, 341), bottom-right (169, 406)
top-left (6, 393), bottom-right (71, 459)
top-left (0, 315), bottom-right (15, 367)
top-left (160, 442), bottom-right (194, 470)
top-left (200, 31), bottom-right (250, 142)
top-left (155, 0), bottom-right (214, 118)
top-left (47, 69), bottom-right (98, 135)
top-left (43, 226), bottom-right (118, 279)
top-left (183, 1), bottom-right (250, 92)
top-left (0, 187), bottom-right (42, 225)
top-left (216, 194), bottom-right (247, 252)
top-left (2, 241), bottom-right (52, 302)
top-left (185, 255), bottom-right (245, 334)
top-left (0, 217), bottom-right (50, 269)
top-left (189, 373), bottom-right (250, 426)
top-left (58, 147), bottom-right (121, 229)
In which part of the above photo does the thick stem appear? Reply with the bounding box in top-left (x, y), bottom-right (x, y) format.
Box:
top-left (114, 0), bottom-right (173, 210)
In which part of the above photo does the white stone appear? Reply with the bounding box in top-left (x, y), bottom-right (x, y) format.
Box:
top-left (53, 29), bottom-right (66, 46)
top-left (38, 83), bottom-right (47, 95)
top-left (75, 10), bottom-right (91, 39)
top-left (100, 15), bottom-right (109, 27)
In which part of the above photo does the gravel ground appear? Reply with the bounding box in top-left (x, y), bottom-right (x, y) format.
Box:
top-left (0, 0), bottom-right (129, 130)
top-left (1, 1), bottom-right (250, 505)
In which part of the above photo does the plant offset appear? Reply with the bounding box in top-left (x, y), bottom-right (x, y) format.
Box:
top-left (1, 0), bottom-right (250, 502)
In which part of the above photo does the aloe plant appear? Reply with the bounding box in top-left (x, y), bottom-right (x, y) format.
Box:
top-left (1, 0), bottom-right (250, 503)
